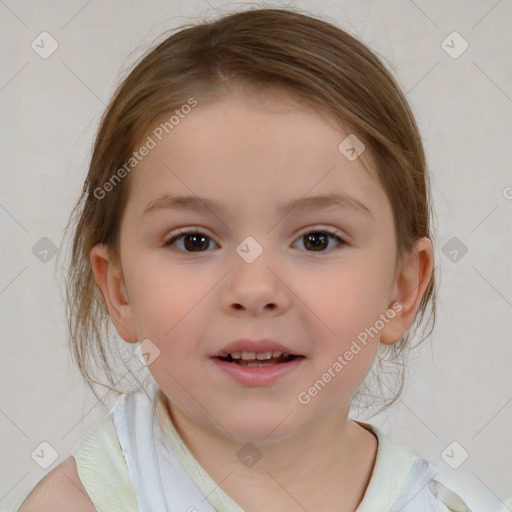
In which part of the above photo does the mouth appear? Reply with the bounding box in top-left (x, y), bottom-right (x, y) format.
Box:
top-left (216, 351), bottom-right (303, 367)
top-left (212, 350), bottom-right (305, 386)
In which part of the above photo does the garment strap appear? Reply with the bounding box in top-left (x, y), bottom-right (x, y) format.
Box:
top-left (71, 411), bottom-right (138, 512)
top-left (112, 385), bottom-right (220, 512)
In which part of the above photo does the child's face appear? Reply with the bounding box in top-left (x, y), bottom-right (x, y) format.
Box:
top-left (99, 87), bottom-right (410, 442)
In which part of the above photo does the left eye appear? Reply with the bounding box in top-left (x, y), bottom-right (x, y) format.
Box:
top-left (293, 230), bottom-right (345, 252)
top-left (163, 229), bottom-right (345, 253)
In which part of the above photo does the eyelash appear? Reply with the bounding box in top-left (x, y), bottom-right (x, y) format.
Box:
top-left (163, 227), bottom-right (347, 253)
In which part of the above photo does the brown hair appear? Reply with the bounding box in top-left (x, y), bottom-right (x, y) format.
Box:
top-left (60, 6), bottom-right (436, 415)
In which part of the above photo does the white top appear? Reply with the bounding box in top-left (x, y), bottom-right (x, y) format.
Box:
top-left (5, 382), bottom-right (471, 511)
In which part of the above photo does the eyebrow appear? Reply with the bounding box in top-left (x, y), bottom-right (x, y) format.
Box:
top-left (143, 192), bottom-right (373, 218)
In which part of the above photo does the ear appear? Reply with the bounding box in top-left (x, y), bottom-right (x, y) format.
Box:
top-left (380, 237), bottom-right (434, 345)
top-left (90, 244), bottom-right (138, 344)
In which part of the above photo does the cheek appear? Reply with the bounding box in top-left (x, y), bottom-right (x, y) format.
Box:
top-left (126, 261), bottom-right (204, 337)
top-left (126, 262), bottom-right (216, 364)
top-left (301, 262), bottom-right (392, 337)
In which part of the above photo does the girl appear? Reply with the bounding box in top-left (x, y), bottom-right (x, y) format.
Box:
top-left (8, 6), bottom-right (473, 512)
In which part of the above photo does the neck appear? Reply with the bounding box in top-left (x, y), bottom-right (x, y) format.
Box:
top-left (163, 397), bottom-right (378, 512)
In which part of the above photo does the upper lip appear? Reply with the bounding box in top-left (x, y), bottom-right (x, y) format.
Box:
top-left (211, 339), bottom-right (304, 358)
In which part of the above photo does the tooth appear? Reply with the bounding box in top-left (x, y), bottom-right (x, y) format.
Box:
top-left (256, 352), bottom-right (272, 360)
top-left (282, 353), bottom-right (289, 358)
top-left (272, 351), bottom-right (283, 358)
top-left (230, 352), bottom-right (241, 359)
top-left (239, 361), bottom-right (275, 367)
top-left (241, 351), bottom-right (256, 360)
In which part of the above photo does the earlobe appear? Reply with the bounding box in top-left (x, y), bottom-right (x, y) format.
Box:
top-left (380, 237), bottom-right (434, 345)
top-left (89, 244), bottom-right (138, 344)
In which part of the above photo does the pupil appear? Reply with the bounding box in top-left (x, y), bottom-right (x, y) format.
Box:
top-left (305, 233), bottom-right (327, 251)
top-left (182, 233), bottom-right (329, 252)
top-left (184, 234), bottom-right (209, 252)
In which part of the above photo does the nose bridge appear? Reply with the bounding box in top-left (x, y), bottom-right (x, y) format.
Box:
top-left (221, 234), bottom-right (289, 314)
top-left (233, 233), bottom-right (280, 286)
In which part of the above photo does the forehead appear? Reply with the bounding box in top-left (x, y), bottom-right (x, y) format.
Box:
top-left (125, 89), bottom-right (389, 222)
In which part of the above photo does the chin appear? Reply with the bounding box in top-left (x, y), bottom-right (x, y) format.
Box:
top-left (219, 407), bottom-right (302, 445)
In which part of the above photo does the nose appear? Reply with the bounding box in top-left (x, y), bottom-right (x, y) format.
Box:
top-left (221, 251), bottom-right (291, 316)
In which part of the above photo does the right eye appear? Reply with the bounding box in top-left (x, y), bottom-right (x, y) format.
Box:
top-left (163, 228), bottom-right (219, 253)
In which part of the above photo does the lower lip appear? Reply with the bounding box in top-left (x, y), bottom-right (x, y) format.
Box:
top-left (211, 357), bottom-right (304, 386)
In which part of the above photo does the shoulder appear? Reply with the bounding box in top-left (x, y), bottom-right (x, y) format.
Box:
top-left (354, 422), bottom-right (472, 511)
top-left (18, 456), bottom-right (96, 512)
top-left (16, 394), bottom-right (141, 512)
top-left (393, 458), bottom-right (472, 512)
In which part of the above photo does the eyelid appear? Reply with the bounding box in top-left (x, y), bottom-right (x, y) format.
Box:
top-left (163, 225), bottom-right (348, 250)
top-left (165, 225), bottom-right (345, 239)
top-left (163, 226), bottom-right (218, 244)
top-left (166, 226), bottom-right (212, 237)
top-left (296, 225), bottom-right (345, 239)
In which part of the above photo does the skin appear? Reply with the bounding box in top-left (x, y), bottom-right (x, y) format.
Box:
top-left (91, 86), bottom-right (433, 512)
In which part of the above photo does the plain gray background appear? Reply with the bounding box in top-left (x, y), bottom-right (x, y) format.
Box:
top-left (1, 1), bottom-right (511, 511)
